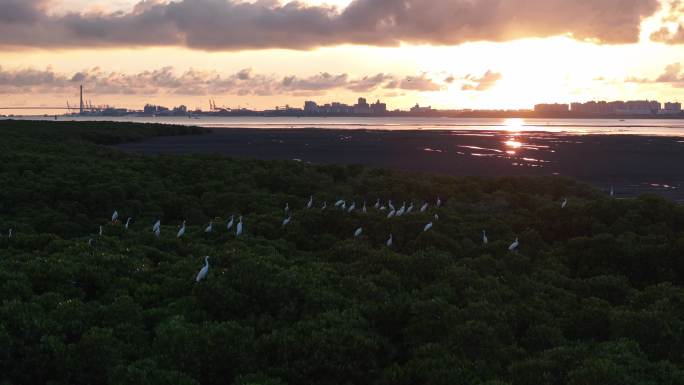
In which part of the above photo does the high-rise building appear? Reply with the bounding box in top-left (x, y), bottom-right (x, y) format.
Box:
top-left (534, 103), bottom-right (569, 113)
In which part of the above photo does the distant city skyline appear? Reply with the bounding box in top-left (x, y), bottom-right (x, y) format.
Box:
top-left (2, 0), bottom-right (684, 111)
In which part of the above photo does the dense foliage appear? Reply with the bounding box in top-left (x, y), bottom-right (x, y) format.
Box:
top-left (1, 120), bottom-right (684, 385)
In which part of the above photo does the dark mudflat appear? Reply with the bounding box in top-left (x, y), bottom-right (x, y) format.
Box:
top-left (117, 128), bottom-right (684, 202)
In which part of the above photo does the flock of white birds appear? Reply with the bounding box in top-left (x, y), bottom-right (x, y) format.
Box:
top-left (5, 196), bottom-right (570, 283)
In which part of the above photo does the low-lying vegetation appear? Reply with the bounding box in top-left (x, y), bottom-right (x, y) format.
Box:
top-left (1, 120), bottom-right (683, 385)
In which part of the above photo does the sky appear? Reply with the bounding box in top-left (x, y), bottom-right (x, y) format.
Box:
top-left (1, 0), bottom-right (684, 112)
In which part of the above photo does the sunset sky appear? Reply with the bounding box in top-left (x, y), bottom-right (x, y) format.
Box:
top-left (2, 0), bottom-right (684, 112)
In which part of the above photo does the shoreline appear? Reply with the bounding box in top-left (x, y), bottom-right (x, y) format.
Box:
top-left (117, 126), bottom-right (684, 202)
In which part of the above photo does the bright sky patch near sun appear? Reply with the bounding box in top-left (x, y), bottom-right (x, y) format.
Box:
top-left (1, 0), bottom-right (684, 111)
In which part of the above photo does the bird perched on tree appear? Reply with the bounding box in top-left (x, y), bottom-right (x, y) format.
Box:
top-left (195, 256), bottom-right (210, 282)
top-left (236, 216), bottom-right (243, 236)
top-left (177, 221), bottom-right (186, 238)
top-left (509, 238), bottom-right (519, 251)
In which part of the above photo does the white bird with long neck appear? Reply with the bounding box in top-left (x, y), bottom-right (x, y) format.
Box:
top-left (509, 238), bottom-right (519, 251)
top-left (434, 213), bottom-right (439, 221)
top-left (8, 229), bottom-right (12, 238)
top-left (205, 221), bottom-right (213, 233)
top-left (482, 230), bottom-right (488, 245)
top-left (348, 202), bottom-right (356, 213)
top-left (406, 202), bottom-right (414, 214)
top-left (341, 202), bottom-right (347, 210)
top-left (284, 203), bottom-right (290, 212)
top-left (386, 233), bottom-right (393, 247)
top-left (380, 205), bottom-right (387, 211)
top-left (195, 256), bottom-right (210, 282)
top-left (436, 197), bottom-right (442, 207)
top-left (420, 202), bottom-right (428, 213)
top-left (388, 200), bottom-right (395, 211)
top-left (354, 227), bottom-right (363, 237)
top-left (177, 221), bottom-right (186, 238)
top-left (387, 209), bottom-right (396, 218)
top-left (334, 199), bottom-right (345, 207)
top-left (423, 222), bottom-right (433, 232)
top-left (374, 199), bottom-right (380, 209)
top-left (124, 217), bottom-right (132, 230)
top-left (226, 215), bottom-right (234, 231)
top-left (152, 220), bottom-right (161, 233)
top-left (306, 196), bottom-right (313, 209)
top-left (396, 202), bottom-right (406, 217)
top-left (321, 201), bottom-right (327, 210)
top-left (282, 215), bottom-right (291, 227)
top-left (111, 210), bottom-right (119, 223)
top-left (236, 216), bottom-right (243, 236)
top-left (561, 198), bottom-right (568, 209)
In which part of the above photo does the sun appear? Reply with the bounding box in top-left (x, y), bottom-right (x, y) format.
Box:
top-left (504, 118), bottom-right (524, 131)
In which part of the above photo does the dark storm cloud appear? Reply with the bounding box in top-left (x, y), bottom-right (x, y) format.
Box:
top-left (0, 0), bottom-right (662, 50)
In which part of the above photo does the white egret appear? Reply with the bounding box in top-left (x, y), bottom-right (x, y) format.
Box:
top-left (423, 222), bottom-right (433, 232)
top-left (406, 203), bottom-right (414, 214)
top-left (321, 201), bottom-right (327, 210)
top-left (386, 233), bottom-right (393, 247)
top-left (388, 200), bottom-right (395, 211)
top-left (99, 225), bottom-right (103, 236)
top-left (482, 230), bottom-right (488, 245)
top-left (509, 238), bottom-right (519, 251)
top-left (124, 217), bottom-right (132, 230)
top-left (420, 202), bottom-right (428, 213)
top-left (380, 205), bottom-right (387, 211)
top-left (282, 215), bottom-right (291, 227)
top-left (284, 203), bottom-right (290, 212)
top-left (152, 220), bottom-right (161, 232)
top-left (111, 210), bottom-right (119, 223)
top-left (8, 229), bottom-right (12, 238)
top-left (362, 201), bottom-right (367, 213)
top-left (306, 196), bottom-right (313, 209)
top-left (177, 221), bottom-right (186, 238)
top-left (195, 256), bottom-right (210, 282)
top-left (341, 202), bottom-right (346, 210)
top-left (236, 216), bottom-right (243, 236)
top-left (561, 198), bottom-right (568, 209)
top-left (387, 209), bottom-right (396, 218)
top-left (226, 215), bottom-right (234, 231)
top-left (354, 227), bottom-right (363, 237)
top-left (88, 238), bottom-right (93, 246)
top-left (436, 197), bottom-right (442, 207)
top-left (205, 221), bottom-right (213, 233)
top-left (434, 213), bottom-right (439, 221)
top-left (334, 199), bottom-right (345, 207)
top-left (374, 199), bottom-right (380, 209)
top-left (348, 202), bottom-right (356, 213)
top-left (396, 202), bottom-right (406, 217)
